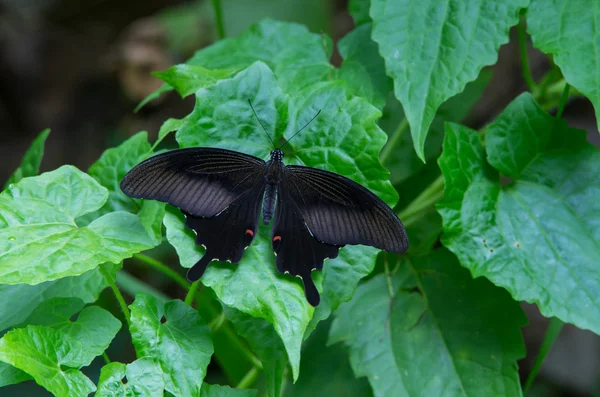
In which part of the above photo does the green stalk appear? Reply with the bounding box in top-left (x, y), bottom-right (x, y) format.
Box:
top-left (380, 118), bottom-right (408, 165)
top-left (133, 253), bottom-right (190, 290)
top-left (524, 318), bottom-right (564, 394)
top-left (397, 175), bottom-right (444, 225)
top-left (211, 0), bottom-right (226, 40)
top-left (185, 280), bottom-right (201, 306)
top-left (518, 16), bottom-right (536, 92)
top-left (235, 366), bottom-right (261, 389)
top-left (100, 264), bottom-right (131, 327)
top-left (556, 84), bottom-right (571, 118)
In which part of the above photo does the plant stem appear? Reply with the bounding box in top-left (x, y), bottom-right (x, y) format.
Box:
top-left (524, 318), bottom-right (564, 394)
top-left (185, 281), bottom-right (201, 306)
top-left (380, 118), bottom-right (408, 165)
top-left (102, 352), bottom-right (111, 365)
top-left (383, 254), bottom-right (394, 298)
top-left (518, 16), bottom-right (536, 92)
top-left (133, 253), bottom-right (190, 290)
top-left (397, 175), bottom-right (444, 224)
top-left (235, 366), bottom-right (261, 389)
top-left (116, 271), bottom-right (170, 302)
top-left (556, 84), bottom-right (571, 118)
top-left (211, 0), bottom-right (226, 40)
top-left (100, 265), bottom-right (131, 327)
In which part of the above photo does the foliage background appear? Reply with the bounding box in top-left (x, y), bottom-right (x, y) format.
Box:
top-left (1, 0), bottom-right (600, 396)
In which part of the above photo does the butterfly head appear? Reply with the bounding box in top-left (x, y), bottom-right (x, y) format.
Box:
top-left (270, 148), bottom-right (284, 163)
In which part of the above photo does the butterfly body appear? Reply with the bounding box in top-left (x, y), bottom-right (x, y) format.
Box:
top-left (121, 146), bottom-right (408, 306)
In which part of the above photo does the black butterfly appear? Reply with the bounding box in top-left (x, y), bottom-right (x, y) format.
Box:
top-left (120, 105), bottom-right (408, 306)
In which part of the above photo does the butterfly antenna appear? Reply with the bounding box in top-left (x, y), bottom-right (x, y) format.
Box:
top-left (280, 109), bottom-right (321, 150)
top-left (248, 99), bottom-right (276, 148)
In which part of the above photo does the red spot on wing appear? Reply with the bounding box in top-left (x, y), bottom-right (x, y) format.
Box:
top-left (245, 229), bottom-right (254, 236)
top-left (273, 236), bottom-right (281, 242)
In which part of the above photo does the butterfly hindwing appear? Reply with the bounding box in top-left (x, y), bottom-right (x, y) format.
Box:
top-left (282, 165), bottom-right (409, 253)
top-left (185, 182), bottom-right (266, 281)
top-left (120, 148), bottom-right (265, 217)
top-left (272, 183), bottom-right (342, 306)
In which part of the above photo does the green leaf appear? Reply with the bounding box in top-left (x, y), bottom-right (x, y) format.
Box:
top-left (438, 93), bottom-right (600, 334)
top-left (223, 307), bottom-right (287, 397)
top-left (96, 359), bottom-right (164, 397)
top-left (330, 249), bottom-right (526, 396)
top-left (135, 84), bottom-right (172, 113)
top-left (381, 69), bottom-right (492, 187)
top-left (527, 0), bottom-right (600, 132)
top-left (4, 129), bottom-right (50, 189)
top-left (201, 383), bottom-right (257, 397)
top-left (370, 0), bottom-right (527, 161)
top-left (286, 320), bottom-right (372, 397)
top-left (187, 19), bottom-right (333, 95)
top-left (154, 65), bottom-right (239, 97)
top-left (0, 362), bottom-right (31, 387)
top-left (0, 306), bottom-right (120, 397)
top-left (338, 23), bottom-right (392, 110)
top-left (0, 264), bottom-right (114, 332)
top-left (129, 293), bottom-right (214, 397)
top-left (0, 166), bottom-right (154, 284)
top-left (166, 61), bottom-right (397, 380)
top-left (86, 131), bottom-right (165, 244)
top-left (154, 117), bottom-right (188, 151)
top-left (348, 0), bottom-right (371, 25)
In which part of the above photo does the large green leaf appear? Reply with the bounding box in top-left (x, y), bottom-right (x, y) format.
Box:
top-left (166, 61), bottom-right (396, 380)
top-left (0, 306), bottom-right (120, 397)
top-left (286, 320), bottom-right (372, 397)
top-left (370, 0), bottom-right (527, 161)
top-left (223, 307), bottom-right (287, 397)
top-left (330, 249), bottom-right (526, 396)
top-left (380, 69), bottom-right (492, 187)
top-left (95, 359), bottom-right (164, 397)
top-left (86, 131), bottom-right (165, 244)
top-left (338, 23), bottom-right (392, 110)
top-left (0, 166), bottom-right (154, 284)
top-left (201, 384), bottom-right (257, 397)
top-left (527, 0), bottom-right (600, 132)
top-left (0, 264), bottom-right (114, 332)
top-left (129, 293), bottom-right (214, 397)
top-left (142, 19), bottom-right (333, 108)
top-left (0, 362), bottom-right (30, 387)
top-left (4, 129), bottom-right (50, 189)
top-left (154, 65), bottom-right (239, 98)
top-left (187, 19), bottom-right (333, 95)
top-left (438, 93), bottom-right (600, 333)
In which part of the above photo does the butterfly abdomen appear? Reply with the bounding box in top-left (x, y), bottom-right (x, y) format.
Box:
top-left (263, 183), bottom-right (277, 225)
top-left (263, 149), bottom-right (284, 225)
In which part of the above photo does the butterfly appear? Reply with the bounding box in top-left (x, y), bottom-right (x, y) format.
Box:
top-left (120, 102), bottom-right (408, 306)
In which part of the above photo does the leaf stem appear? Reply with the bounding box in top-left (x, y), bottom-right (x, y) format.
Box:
top-left (380, 118), bottom-right (408, 165)
top-left (100, 265), bottom-right (131, 328)
top-left (133, 253), bottom-right (190, 290)
top-left (383, 254), bottom-right (394, 298)
top-left (185, 280), bottom-right (201, 306)
top-left (556, 84), bottom-right (571, 118)
top-left (211, 0), bottom-right (226, 40)
top-left (397, 175), bottom-right (444, 226)
top-left (518, 16), bottom-right (536, 92)
top-left (235, 366), bottom-right (261, 389)
top-left (102, 352), bottom-right (111, 365)
top-left (524, 318), bottom-right (564, 394)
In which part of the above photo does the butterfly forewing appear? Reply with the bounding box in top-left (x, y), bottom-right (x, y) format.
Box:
top-left (120, 148), bottom-right (265, 217)
top-left (281, 165), bottom-right (409, 253)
